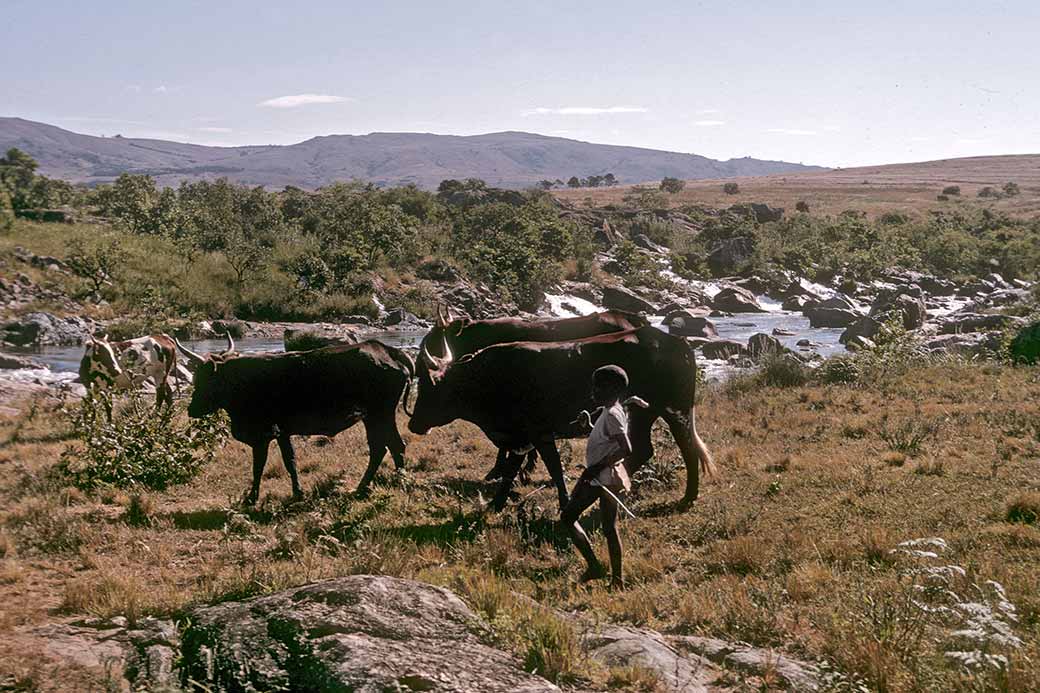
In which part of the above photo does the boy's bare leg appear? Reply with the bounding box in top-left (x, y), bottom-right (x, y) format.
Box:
top-left (560, 479), bottom-right (606, 581)
top-left (600, 490), bottom-right (624, 589)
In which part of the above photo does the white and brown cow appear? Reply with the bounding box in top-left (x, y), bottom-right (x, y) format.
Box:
top-left (79, 333), bottom-right (181, 408)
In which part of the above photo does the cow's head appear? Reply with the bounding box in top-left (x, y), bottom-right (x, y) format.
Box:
top-left (79, 334), bottom-right (123, 388)
top-left (174, 333), bottom-right (235, 418)
top-left (407, 326), bottom-right (458, 435)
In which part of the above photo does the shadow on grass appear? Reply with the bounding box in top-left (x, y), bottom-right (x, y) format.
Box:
top-left (384, 510), bottom-right (489, 547)
top-left (167, 508), bottom-right (231, 531)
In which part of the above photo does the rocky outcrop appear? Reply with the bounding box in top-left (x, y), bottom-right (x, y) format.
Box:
top-left (869, 289), bottom-right (926, 330)
top-left (180, 575), bottom-right (559, 693)
top-left (284, 327), bottom-right (361, 352)
top-left (665, 313), bottom-right (717, 338)
top-left (840, 316), bottom-right (883, 345)
top-left (701, 339), bottom-right (748, 360)
top-left (707, 237), bottom-right (755, 275)
top-left (939, 313), bottom-right (1025, 334)
top-left (0, 351), bottom-right (43, 369)
top-left (671, 635), bottom-right (820, 691)
top-left (924, 332), bottom-right (1003, 358)
top-left (804, 307), bottom-right (860, 328)
top-left (384, 308), bottom-right (430, 329)
top-left (602, 285), bottom-right (656, 314)
top-left (631, 233), bottom-right (669, 254)
top-left (711, 286), bottom-right (766, 313)
top-left (727, 203), bottom-right (784, 223)
top-left (747, 332), bottom-right (786, 360)
top-left (1, 311), bottom-right (95, 346)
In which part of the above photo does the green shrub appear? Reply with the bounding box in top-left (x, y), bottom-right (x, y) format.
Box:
top-left (659, 177), bottom-right (685, 194)
top-left (60, 390), bottom-right (228, 491)
top-left (757, 354), bottom-right (812, 388)
top-left (941, 185), bottom-right (961, 196)
top-left (817, 356), bottom-right (861, 385)
top-left (723, 182), bottom-right (740, 195)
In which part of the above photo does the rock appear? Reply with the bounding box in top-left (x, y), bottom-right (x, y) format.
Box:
top-left (211, 318), bottom-right (246, 339)
top-left (733, 276), bottom-right (769, 295)
top-left (1, 312), bottom-right (94, 346)
top-left (1012, 278), bottom-right (1032, 290)
top-left (700, 339), bottom-right (747, 360)
top-left (709, 309), bottom-right (733, 318)
top-left (986, 273), bottom-right (1010, 289)
top-left (840, 316), bottom-right (883, 344)
top-left (772, 327), bottom-right (796, 336)
top-left (925, 333), bottom-right (1002, 358)
top-left (341, 314), bottom-right (374, 325)
top-left (711, 286), bottom-right (766, 313)
top-left (583, 625), bottom-right (719, 692)
top-left (707, 237), bottom-right (755, 275)
top-left (631, 233), bottom-right (669, 254)
top-left (384, 308), bottom-right (429, 328)
top-left (728, 203), bottom-right (785, 223)
top-left (939, 313), bottom-right (1025, 334)
top-left (1009, 321), bottom-right (1040, 364)
top-left (593, 219), bottom-right (620, 247)
top-left (665, 314), bottom-right (717, 338)
top-left (670, 635), bottom-right (821, 691)
top-left (846, 335), bottom-right (877, 351)
top-left (602, 285), bottom-right (656, 314)
top-left (747, 333), bottom-right (786, 360)
top-left (869, 290), bottom-right (926, 329)
top-left (180, 575), bottom-right (559, 692)
top-left (415, 258), bottom-right (461, 282)
top-left (804, 307), bottom-right (861, 328)
top-left (284, 328), bottom-right (360, 352)
top-left (0, 351), bottom-right (43, 369)
top-left (796, 338), bottom-right (812, 347)
top-left (782, 294), bottom-right (812, 311)
top-left (804, 294), bottom-right (858, 311)
top-left (657, 302), bottom-right (710, 318)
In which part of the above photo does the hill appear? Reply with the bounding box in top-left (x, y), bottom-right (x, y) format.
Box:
top-left (556, 154), bottom-right (1040, 218)
top-left (0, 117), bottom-right (822, 190)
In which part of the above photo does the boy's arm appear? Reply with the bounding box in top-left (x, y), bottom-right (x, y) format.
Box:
top-left (581, 431), bottom-right (632, 480)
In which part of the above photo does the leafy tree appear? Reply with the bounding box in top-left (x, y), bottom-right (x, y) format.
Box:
top-left (95, 174), bottom-right (163, 234)
top-left (0, 148), bottom-right (40, 210)
top-left (942, 185), bottom-right (961, 196)
top-left (567, 176), bottom-right (581, 188)
top-left (723, 182), bottom-right (740, 195)
top-left (660, 177), bottom-right (685, 193)
top-left (586, 175), bottom-right (603, 188)
top-left (539, 180), bottom-right (555, 190)
top-left (65, 235), bottom-right (130, 301)
top-left (0, 183), bottom-right (13, 231)
top-left (795, 200), bottom-right (810, 213)
top-left (977, 186), bottom-right (1000, 199)
top-left (603, 173), bottom-right (618, 186)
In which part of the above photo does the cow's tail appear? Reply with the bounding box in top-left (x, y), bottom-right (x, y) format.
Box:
top-left (690, 404), bottom-right (716, 478)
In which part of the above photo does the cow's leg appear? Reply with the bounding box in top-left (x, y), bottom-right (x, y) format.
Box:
top-left (247, 441), bottom-right (271, 505)
top-left (388, 419), bottom-right (407, 470)
top-left (535, 441), bottom-right (570, 511)
top-left (356, 418), bottom-right (389, 494)
top-left (624, 409), bottom-right (657, 478)
top-left (485, 448), bottom-right (511, 481)
top-left (520, 449), bottom-right (538, 485)
top-left (663, 407), bottom-right (711, 509)
top-left (490, 451), bottom-right (528, 510)
top-left (276, 434), bottom-right (304, 501)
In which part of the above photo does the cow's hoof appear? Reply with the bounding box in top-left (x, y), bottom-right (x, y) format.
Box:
top-left (290, 491), bottom-right (305, 504)
top-left (354, 484), bottom-right (371, 499)
top-left (677, 496), bottom-right (697, 511)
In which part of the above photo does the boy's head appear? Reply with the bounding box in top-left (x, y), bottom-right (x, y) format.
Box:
top-left (592, 365), bottom-right (628, 404)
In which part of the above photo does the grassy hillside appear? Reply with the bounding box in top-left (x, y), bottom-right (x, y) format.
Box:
top-left (1, 359), bottom-right (1039, 690)
top-left (556, 154), bottom-right (1040, 219)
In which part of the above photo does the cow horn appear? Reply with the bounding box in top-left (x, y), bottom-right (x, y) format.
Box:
top-left (174, 337), bottom-right (206, 366)
top-left (420, 342), bottom-right (440, 369)
top-left (441, 336), bottom-right (453, 364)
top-left (223, 332), bottom-right (235, 354)
top-left (435, 304), bottom-right (448, 329)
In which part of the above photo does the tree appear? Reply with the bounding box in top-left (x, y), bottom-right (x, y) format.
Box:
top-left (567, 176), bottom-right (581, 188)
top-left (723, 182), bottom-right (740, 195)
top-left (538, 180), bottom-right (555, 190)
top-left (977, 186), bottom-right (1000, 199)
top-left (942, 185), bottom-right (961, 196)
top-left (1003, 182), bottom-right (1021, 197)
top-left (0, 183), bottom-right (13, 231)
top-left (660, 177), bottom-right (685, 194)
top-left (586, 175), bottom-right (603, 188)
top-left (603, 173), bottom-right (618, 187)
top-left (795, 200), bottom-right (810, 213)
top-left (95, 174), bottom-right (166, 234)
top-left (0, 148), bottom-right (40, 210)
top-left (65, 235), bottom-right (129, 301)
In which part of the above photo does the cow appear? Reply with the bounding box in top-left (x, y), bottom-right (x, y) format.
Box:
top-left (79, 333), bottom-right (181, 409)
top-left (420, 307), bottom-right (647, 491)
top-left (408, 325), bottom-right (714, 510)
top-left (175, 337), bottom-right (414, 504)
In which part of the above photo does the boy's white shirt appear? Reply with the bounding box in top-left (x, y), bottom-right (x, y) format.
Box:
top-left (585, 401), bottom-right (632, 491)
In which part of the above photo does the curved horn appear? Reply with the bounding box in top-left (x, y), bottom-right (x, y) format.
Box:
top-left (223, 331), bottom-right (235, 355)
top-left (421, 342), bottom-right (441, 369)
top-left (441, 336), bottom-right (453, 364)
top-left (435, 304), bottom-right (448, 329)
top-left (174, 337), bottom-right (206, 367)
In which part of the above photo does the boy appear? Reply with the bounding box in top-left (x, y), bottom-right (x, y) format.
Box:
top-left (561, 364), bottom-right (633, 589)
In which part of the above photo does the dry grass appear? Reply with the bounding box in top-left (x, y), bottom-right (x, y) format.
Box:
top-left (1, 361), bottom-right (1039, 690)
top-left (554, 153), bottom-right (1040, 219)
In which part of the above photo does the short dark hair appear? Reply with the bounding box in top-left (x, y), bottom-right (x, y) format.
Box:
top-left (593, 364), bottom-right (629, 391)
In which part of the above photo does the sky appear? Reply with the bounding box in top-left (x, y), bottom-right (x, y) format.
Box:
top-left (2, 0), bottom-right (1038, 168)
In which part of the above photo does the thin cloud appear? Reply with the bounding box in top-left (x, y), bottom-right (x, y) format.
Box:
top-left (956, 138), bottom-right (988, 146)
top-left (695, 108), bottom-right (721, 115)
top-left (197, 126), bottom-right (233, 133)
top-left (153, 85), bottom-right (168, 94)
top-left (125, 85), bottom-right (142, 93)
top-left (823, 125), bottom-right (842, 132)
top-left (522, 106), bottom-right (648, 116)
top-left (258, 93), bottom-right (353, 108)
top-left (694, 120), bottom-right (726, 127)
top-left (767, 128), bottom-right (818, 136)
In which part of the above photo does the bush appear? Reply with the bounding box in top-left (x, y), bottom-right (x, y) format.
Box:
top-left (723, 182), bottom-right (740, 195)
top-left (936, 194), bottom-right (949, 202)
top-left (942, 185), bottom-right (961, 196)
top-left (817, 356), bottom-right (861, 384)
top-left (60, 390), bottom-right (228, 491)
top-left (659, 177), bottom-right (685, 194)
top-left (795, 200), bottom-right (810, 213)
top-left (978, 186), bottom-right (1001, 199)
top-left (757, 354), bottom-right (812, 388)
top-left (1003, 182), bottom-right (1021, 197)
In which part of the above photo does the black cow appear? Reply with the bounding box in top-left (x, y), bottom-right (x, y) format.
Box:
top-left (408, 326), bottom-right (713, 510)
top-left (420, 308), bottom-right (647, 492)
top-left (176, 338), bottom-right (414, 504)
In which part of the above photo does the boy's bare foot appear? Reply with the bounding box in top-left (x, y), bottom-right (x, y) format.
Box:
top-left (579, 565), bottom-right (607, 583)
top-left (610, 577), bottom-right (626, 591)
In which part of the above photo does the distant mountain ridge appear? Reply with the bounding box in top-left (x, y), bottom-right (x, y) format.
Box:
top-left (0, 117), bottom-right (824, 190)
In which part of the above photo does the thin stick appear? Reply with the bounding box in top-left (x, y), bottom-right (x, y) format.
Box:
top-left (591, 481), bottom-right (637, 519)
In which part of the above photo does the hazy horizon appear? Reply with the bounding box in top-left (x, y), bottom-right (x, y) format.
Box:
top-left (3, 0), bottom-right (1038, 169)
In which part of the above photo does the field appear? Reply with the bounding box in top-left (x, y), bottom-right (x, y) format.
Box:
top-left (2, 360), bottom-right (1039, 691)
top-left (555, 154), bottom-right (1040, 219)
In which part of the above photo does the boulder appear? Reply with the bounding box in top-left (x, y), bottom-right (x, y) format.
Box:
top-left (1, 312), bottom-right (94, 346)
top-left (840, 316), bottom-right (883, 344)
top-left (804, 307), bottom-right (861, 328)
top-left (925, 333), bottom-right (1002, 358)
top-left (782, 294), bottom-right (813, 311)
top-left (747, 333), bottom-right (785, 360)
top-left (711, 286), bottom-right (766, 313)
top-left (707, 237), bottom-right (754, 275)
top-left (1009, 321), bottom-right (1040, 364)
top-left (772, 327), bottom-right (796, 336)
top-left (728, 203), bottom-right (784, 223)
top-left (631, 233), bottom-right (669, 254)
top-left (869, 290), bottom-right (926, 330)
top-left (845, 335), bottom-right (877, 352)
top-left (602, 285), bottom-right (656, 314)
top-left (657, 302), bottom-right (710, 318)
top-left (384, 308), bottom-right (428, 328)
top-left (803, 294), bottom-right (858, 312)
top-left (0, 351), bottom-right (43, 369)
top-left (733, 276), bottom-right (769, 295)
top-left (939, 313), bottom-right (1025, 334)
top-left (700, 339), bottom-right (747, 360)
top-left (415, 258), bottom-right (461, 282)
top-left (180, 576), bottom-right (559, 693)
top-left (665, 313), bottom-right (717, 338)
top-left (284, 328), bottom-right (360, 352)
